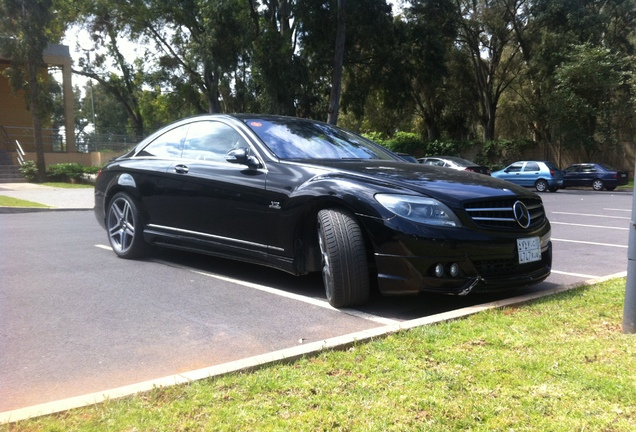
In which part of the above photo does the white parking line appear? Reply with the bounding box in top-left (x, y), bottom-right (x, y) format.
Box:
top-left (192, 270), bottom-right (398, 325)
top-left (551, 270), bottom-right (600, 279)
top-left (604, 208), bottom-right (631, 212)
top-left (550, 221), bottom-right (628, 230)
top-left (551, 238), bottom-right (628, 248)
top-left (551, 211), bottom-right (630, 219)
top-left (93, 244), bottom-right (392, 324)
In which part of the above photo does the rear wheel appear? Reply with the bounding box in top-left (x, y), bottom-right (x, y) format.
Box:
top-left (107, 192), bottom-right (148, 259)
top-left (317, 209), bottom-right (370, 308)
top-left (535, 179), bottom-right (549, 192)
top-left (592, 179), bottom-right (604, 191)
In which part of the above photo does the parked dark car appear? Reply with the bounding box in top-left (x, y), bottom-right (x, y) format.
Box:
top-left (562, 163), bottom-right (629, 191)
top-left (95, 114), bottom-right (552, 308)
top-left (491, 161), bottom-right (563, 192)
top-left (418, 156), bottom-right (491, 175)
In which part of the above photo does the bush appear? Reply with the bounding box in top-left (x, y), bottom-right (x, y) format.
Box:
top-left (46, 163), bottom-right (86, 182)
top-left (18, 160), bottom-right (39, 182)
top-left (365, 132), bottom-right (426, 157)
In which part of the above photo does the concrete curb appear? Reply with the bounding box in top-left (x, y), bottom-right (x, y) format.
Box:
top-left (0, 271), bottom-right (626, 424)
top-left (0, 206), bottom-right (92, 214)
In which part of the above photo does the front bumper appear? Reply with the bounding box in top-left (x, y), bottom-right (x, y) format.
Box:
top-left (359, 215), bottom-right (552, 296)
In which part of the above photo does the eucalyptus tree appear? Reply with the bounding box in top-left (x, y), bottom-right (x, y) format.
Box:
top-left (397, 0), bottom-right (460, 141)
top-left (514, 0), bottom-right (636, 158)
top-left (547, 44), bottom-right (634, 161)
top-left (68, 0), bottom-right (149, 139)
top-left (454, 0), bottom-right (523, 141)
top-left (295, 0), bottom-right (394, 122)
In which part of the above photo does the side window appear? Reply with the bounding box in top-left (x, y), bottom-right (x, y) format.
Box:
top-left (137, 125), bottom-right (188, 158)
top-left (182, 121), bottom-right (248, 162)
top-left (582, 164), bottom-right (595, 172)
top-left (524, 162), bottom-right (540, 172)
top-left (507, 163), bottom-right (523, 173)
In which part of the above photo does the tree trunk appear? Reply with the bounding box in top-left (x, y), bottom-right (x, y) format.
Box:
top-left (27, 54), bottom-right (46, 182)
top-left (327, 0), bottom-right (346, 125)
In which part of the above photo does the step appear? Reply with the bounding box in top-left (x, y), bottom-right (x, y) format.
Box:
top-left (0, 165), bottom-right (26, 182)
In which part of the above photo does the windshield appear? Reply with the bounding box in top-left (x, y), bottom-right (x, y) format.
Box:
top-left (243, 117), bottom-right (397, 161)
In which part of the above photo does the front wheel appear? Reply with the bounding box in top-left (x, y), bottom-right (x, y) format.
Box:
top-left (107, 192), bottom-right (148, 259)
top-left (535, 179), bottom-right (549, 192)
top-left (317, 209), bottom-right (370, 308)
top-left (592, 179), bottom-right (605, 191)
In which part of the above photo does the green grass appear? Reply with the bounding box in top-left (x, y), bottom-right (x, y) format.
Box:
top-left (4, 278), bottom-right (635, 431)
top-left (0, 196), bottom-right (49, 208)
top-left (40, 182), bottom-right (94, 189)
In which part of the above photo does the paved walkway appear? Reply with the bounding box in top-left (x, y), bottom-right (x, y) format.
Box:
top-left (0, 183), bottom-right (94, 212)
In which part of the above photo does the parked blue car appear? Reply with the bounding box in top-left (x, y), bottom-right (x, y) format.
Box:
top-left (562, 163), bottom-right (629, 191)
top-left (491, 161), bottom-right (563, 192)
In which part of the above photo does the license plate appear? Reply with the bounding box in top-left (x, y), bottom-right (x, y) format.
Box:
top-left (517, 237), bottom-right (541, 264)
top-left (621, 173), bottom-right (627, 178)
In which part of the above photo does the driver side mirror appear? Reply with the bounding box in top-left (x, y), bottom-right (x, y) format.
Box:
top-left (226, 147), bottom-right (261, 169)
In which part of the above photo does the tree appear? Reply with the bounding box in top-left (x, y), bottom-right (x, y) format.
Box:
top-left (547, 44), bottom-right (634, 161)
top-left (327, 0), bottom-right (346, 125)
top-left (454, 0), bottom-right (523, 140)
top-left (1, 0), bottom-right (55, 180)
top-left (400, 0), bottom-right (459, 141)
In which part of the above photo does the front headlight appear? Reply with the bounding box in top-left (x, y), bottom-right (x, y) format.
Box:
top-left (375, 194), bottom-right (462, 227)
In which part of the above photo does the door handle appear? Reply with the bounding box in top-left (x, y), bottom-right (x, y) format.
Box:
top-left (174, 164), bottom-right (189, 174)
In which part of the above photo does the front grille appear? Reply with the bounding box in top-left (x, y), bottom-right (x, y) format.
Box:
top-left (464, 197), bottom-right (546, 230)
top-left (474, 257), bottom-right (544, 277)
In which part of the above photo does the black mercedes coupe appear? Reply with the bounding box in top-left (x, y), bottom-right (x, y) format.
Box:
top-left (95, 114), bottom-right (552, 307)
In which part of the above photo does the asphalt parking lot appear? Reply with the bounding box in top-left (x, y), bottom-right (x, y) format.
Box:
top-left (0, 187), bottom-right (632, 421)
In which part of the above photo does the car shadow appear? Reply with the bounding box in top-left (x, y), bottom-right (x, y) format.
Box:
top-left (148, 247), bottom-right (563, 322)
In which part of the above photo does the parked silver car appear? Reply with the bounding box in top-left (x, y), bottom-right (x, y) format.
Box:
top-left (491, 161), bottom-right (563, 192)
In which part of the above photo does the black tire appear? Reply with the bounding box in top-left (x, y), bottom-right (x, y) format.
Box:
top-left (317, 209), bottom-right (370, 308)
top-left (535, 179), bottom-right (549, 192)
top-left (106, 192), bottom-right (148, 259)
top-left (592, 179), bottom-right (604, 191)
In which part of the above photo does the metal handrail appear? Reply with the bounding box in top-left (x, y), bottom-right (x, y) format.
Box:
top-left (16, 140), bottom-right (25, 165)
top-left (0, 126), bottom-right (10, 153)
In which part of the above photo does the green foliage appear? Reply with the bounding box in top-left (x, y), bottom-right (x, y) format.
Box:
top-left (478, 139), bottom-right (537, 170)
top-left (365, 131), bottom-right (426, 156)
top-left (43, 163), bottom-right (100, 183)
top-left (18, 160), bottom-right (39, 182)
top-left (46, 162), bottom-right (85, 182)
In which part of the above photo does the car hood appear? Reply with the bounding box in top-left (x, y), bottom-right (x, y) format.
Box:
top-left (302, 160), bottom-right (535, 203)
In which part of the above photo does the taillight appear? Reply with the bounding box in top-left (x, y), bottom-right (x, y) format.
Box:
top-left (549, 169), bottom-right (555, 176)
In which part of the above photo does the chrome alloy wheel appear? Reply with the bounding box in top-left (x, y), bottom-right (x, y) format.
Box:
top-left (107, 195), bottom-right (136, 255)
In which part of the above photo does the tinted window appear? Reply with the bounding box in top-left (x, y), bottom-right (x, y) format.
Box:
top-left (138, 125), bottom-right (188, 158)
top-left (524, 162), bottom-right (540, 171)
top-left (507, 163), bottom-right (523, 173)
top-left (182, 121), bottom-right (248, 162)
top-left (243, 118), bottom-right (395, 160)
